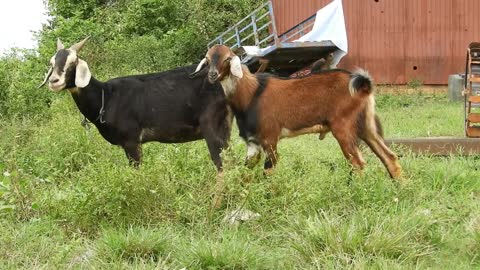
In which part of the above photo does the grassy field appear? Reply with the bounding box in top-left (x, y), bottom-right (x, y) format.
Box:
top-left (1, 91), bottom-right (479, 269)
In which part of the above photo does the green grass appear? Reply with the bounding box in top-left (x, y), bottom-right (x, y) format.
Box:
top-left (1, 92), bottom-right (479, 269)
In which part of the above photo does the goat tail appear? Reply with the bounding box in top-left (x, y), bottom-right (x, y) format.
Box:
top-left (349, 69), bottom-right (373, 96)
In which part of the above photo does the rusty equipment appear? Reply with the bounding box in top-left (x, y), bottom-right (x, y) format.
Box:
top-left (464, 42), bottom-right (480, 137)
top-left (385, 42), bottom-right (480, 156)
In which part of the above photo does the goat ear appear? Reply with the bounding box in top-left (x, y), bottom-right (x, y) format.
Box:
top-left (230, 55), bottom-right (243, 79)
top-left (57, 38), bottom-right (64, 51)
top-left (75, 59), bottom-right (91, 88)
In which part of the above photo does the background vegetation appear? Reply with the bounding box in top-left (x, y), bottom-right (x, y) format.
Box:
top-left (1, 0), bottom-right (479, 269)
top-left (0, 0), bottom-right (259, 119)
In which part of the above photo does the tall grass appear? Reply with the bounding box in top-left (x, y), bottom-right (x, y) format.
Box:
top-left (1, 92), bottom-right (480, 269)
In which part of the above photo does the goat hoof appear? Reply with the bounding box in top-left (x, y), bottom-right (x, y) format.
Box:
top-left (318, 132), bottom-right (327, 140)
top-left (263, 168), bottom-right (275, 177)
top-left (391, 165), bottom-right (403, 181)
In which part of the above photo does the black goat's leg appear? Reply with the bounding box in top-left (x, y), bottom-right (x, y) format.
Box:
top-left (203, 135), bottom-right (225, 171)
top-left (123, 141), bottom-right (142, 168)
top-left (200, 107), bottom-right (232, 208)
top-left (199, 102), bottom-right (232, 171)
top-left (201, 123), bottom-right (229, 171)
top-left (202, 133), bottom-right (227, 208)
top-left (212, 170), bottom-right (225, 209)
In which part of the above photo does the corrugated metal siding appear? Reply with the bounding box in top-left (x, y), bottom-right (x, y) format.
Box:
top-left (271, 0), bottom-right (480, 84)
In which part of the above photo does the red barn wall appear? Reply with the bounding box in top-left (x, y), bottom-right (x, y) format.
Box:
top-left (271, 0), bottom-right (480, 84)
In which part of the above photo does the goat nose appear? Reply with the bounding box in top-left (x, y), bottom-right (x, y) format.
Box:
top-left (208, 72), bottom-right (218, 80)
top-left (49, 77), bottom-right (59, 84)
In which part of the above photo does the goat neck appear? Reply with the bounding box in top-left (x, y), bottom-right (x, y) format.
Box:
top-left (69, 76), bottom-right (107, 124)
top-left (226, 66), bottom-right (258, 112)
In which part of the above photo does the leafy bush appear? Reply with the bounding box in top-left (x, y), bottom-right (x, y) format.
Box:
top-left (0, 50), bottom-right (54, 119)
top-left (1, 0), bottom-right (261, 120)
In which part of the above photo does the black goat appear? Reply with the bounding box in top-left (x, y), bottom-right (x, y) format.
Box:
top-left (39, 37), bottom-right (232, 174)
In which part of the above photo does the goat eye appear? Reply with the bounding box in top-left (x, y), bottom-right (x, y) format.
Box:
top-left (224, 57), bottom-right (232, 63)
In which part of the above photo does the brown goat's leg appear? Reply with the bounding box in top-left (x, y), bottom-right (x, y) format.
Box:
top-left (358, 113), bottom-right (402, 179)
top-left (123, 141), bottom-right (142, 167)
top-left (342, 144), bottom-right (366, 174)
top-left (245, 139), bottom-right (262, 168)
top-left (262, 141), bottom-right (279, 176)
top-left (353, 147), bottom-right (366, 173)
top-left (362, 135), bottom-right (402, 179)
top-left (332, 131), bottom-right (366, 173)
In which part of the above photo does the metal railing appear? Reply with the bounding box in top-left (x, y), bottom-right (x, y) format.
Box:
top-left (207, 1), bottom-right (279, 49)
top-left (278, 13), bottom-right (316, 42)
top-left (208, 1), bottom-right (320, 51)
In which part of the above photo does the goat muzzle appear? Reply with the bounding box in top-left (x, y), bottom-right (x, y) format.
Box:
top-left (208, 72), bottom-right (219, 83)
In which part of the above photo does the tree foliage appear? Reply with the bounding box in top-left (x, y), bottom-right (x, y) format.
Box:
top-left (0, 0), bottom-right (259, 118)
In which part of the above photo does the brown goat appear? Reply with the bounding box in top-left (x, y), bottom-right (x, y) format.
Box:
top-left (195, 45), bottom-right (402, 179)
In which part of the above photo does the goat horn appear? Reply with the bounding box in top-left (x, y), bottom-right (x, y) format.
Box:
top-left (57, 38), bottom-right (64, 51)
top-left (69, 36), bottom-right (90, 52)
top-left (38, 67), bottom-right (53, 88)
top-left (194, 58), bottom-right (208, 73)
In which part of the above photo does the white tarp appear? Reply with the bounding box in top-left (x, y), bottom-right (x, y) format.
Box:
top-left (295, 0), bottom-right (347, 67)
top-left (241, 0), bottom-right (347, 68)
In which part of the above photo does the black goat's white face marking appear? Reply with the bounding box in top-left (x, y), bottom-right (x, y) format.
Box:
top-left (41, 37), bottom-right (91, 91)
top-left (48, 49), bottom-right (78, 92)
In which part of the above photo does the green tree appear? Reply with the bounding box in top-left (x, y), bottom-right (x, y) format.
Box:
top-left (0, 0), bottom-right (261, 118)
